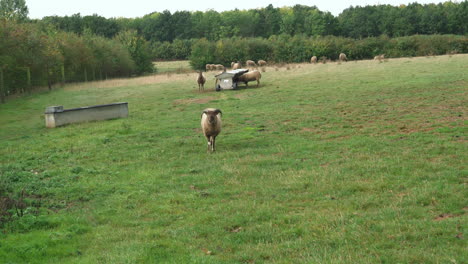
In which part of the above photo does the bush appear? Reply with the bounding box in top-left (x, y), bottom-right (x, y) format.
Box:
top-left (188, 34), bottom-right (467, 68)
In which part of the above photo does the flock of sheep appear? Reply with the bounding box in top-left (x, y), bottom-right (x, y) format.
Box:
top-left (198, 53), bottom-right (387, 151)
top-left (197, 60), bottom-right (266, 92)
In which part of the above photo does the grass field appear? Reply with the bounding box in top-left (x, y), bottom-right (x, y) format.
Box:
top-left (0, 55), bottom-right (467, 263)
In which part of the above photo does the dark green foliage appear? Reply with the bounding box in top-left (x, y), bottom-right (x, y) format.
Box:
top-left (115, 30), bottom-right (154, 75)
top-left (76, 2), bottom-right (468, 42)
top-left (40, 14), bottom-right (121, 38)
top-left (189, 38), bottom-right (215, 70)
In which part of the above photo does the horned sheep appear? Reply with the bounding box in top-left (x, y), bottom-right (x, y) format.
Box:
top-left (201, 108), bottom-right (222, 152)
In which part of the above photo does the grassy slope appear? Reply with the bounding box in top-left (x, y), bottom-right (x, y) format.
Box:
top-left (0, 55), bottom-right (466, 263)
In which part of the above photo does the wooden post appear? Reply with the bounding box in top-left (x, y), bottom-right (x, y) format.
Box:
top-left (0, 67), bottom-right (5, 104)
top-left (46, 66), bottom-right (52, 91)
top-left (84, 68), bottom-right (88, 82)
top-left (26, 67), bottom-right (31, 94)
top-left (61, 65), bottom-right (65, 85)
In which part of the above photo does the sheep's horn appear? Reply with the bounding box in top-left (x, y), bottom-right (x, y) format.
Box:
top-left (214, 109), bottom-right (222, 116)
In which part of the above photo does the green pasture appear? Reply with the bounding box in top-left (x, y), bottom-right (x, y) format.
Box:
top-left (0, 55), bottom-right (466, 263)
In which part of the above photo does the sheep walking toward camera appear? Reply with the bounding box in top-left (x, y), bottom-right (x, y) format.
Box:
top-left (339, 53), bottom-right (347, 62)
top-left (310, 56), bottom-right (317, 63)
top-left (238, 70), bottom-right (261, 87)
top-left (201, 108), bottom-right (222, 152)
top-left (197, 71), bottom-right (206, 92)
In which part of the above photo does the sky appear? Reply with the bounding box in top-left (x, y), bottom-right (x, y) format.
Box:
top-left (26, 0), bottom-right (450, 19)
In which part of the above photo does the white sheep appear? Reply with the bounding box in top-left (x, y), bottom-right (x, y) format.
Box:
top-left (201, 108), bottom-right (222, 152)
top-left (197, 71), bottom-right (206, 92)
top-left (339, 53), bottom-right (347, 62)
top-left (258, 60), bottom-right (267, 67)
top-left (237, 70), bottom-right (261, 87)
top-left (310, 56), bottom-right (317, 63)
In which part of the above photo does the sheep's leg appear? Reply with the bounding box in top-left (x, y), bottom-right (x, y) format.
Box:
top-left (211, 136), bottom-right (216, 152)
top-left (206, 135), bottom-right (211, 151)
top-left (257, 79), bottom-right (260, 87)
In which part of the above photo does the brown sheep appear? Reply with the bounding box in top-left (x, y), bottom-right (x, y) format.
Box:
top-left (215, 64), bottom-right (224, 71)
top-left (237, 70), bottom-right (261, 87)
top-left (197, 71), bottom-right (206, 92)
top-left (310, 56), bottom-right (317, 63)
top-left (339, 53), bottom-right (347, 62)
top-left (258, 60), bottom-right (267, 67)
top-left (246, 60), bottom-right (256, 67)
top-left (201, 108), bottom-right (222, 152)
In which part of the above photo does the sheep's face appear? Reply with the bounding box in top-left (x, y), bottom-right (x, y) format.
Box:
top-left (203, 109), bottom-right (222, 124)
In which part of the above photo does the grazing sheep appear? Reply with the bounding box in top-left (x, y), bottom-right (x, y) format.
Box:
top-left (246, 60), bottom-right (257, 67)
top-left (237, 70), bottom-right (261, 87)
top-left (215, 64), bottom-right (224, 71)
top-left (232, 62), bottom-right (242, 70)
top-left (197, 71), bottom-right (206, 92)
top-left (310, 56), bottom-right (317, 63)
top-left (201, 108), bottom-right (222, 152)
top-left (374, 54), bottom-right (385, 62)
top-left (339, 53), bottom-right (347, 62)
top-left (258, 60), bottom-right (267, 67)
top-left (205, 64), bottom-right (211, 71)
top-left (231, 62), bottom-right (235, 68)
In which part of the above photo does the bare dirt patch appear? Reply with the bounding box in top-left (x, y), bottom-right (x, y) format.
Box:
top-left (173, 96), bottom-right (217, 105)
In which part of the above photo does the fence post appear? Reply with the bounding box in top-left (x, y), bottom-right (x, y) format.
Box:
top-left (0, 67), bottom-right (5, 103)
top-left (61, 65), bottom-right (65, 85)
top-left (26, 67), bottom-right (31, 94)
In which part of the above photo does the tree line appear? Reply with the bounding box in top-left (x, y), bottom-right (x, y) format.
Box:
top-left (37, 2), bottom-right (467, 41)
top-left (0, 20), bottom-right (153, 102)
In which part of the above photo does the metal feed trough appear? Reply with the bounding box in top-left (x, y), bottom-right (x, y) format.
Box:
top-left (214, 69), bottom-right (249, 91)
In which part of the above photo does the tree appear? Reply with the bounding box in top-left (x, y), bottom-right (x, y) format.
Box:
top-left (115, 30), bottom-right (154, 75)
top-left (0, 0), bottom-right (28, 21)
